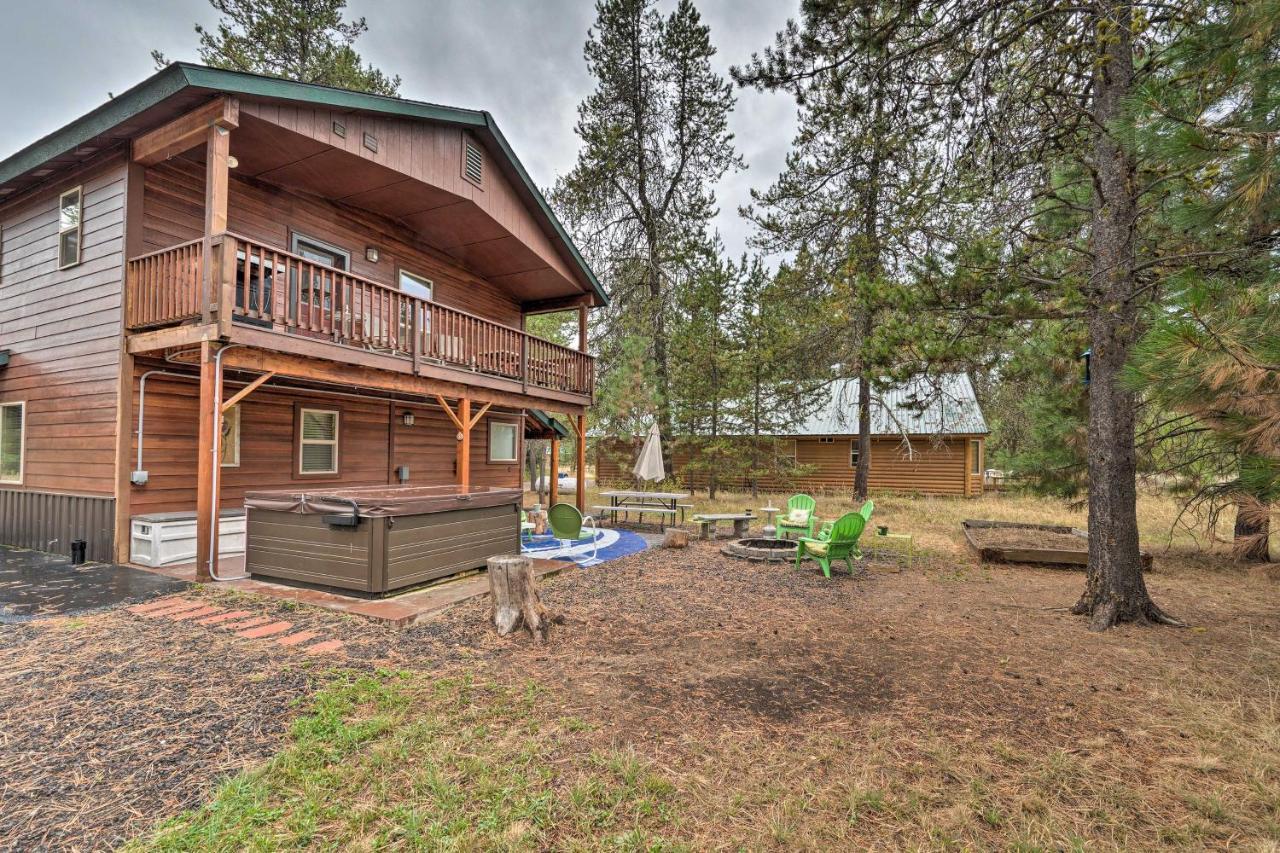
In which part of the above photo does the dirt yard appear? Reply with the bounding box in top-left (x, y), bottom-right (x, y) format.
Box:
top-left (4, 491), bottom-right (1280, 850)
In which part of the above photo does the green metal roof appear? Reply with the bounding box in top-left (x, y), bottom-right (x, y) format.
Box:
top-left (528, 409), bottom-right (571, 438)
top-left (0, 63), bottom-right (607, 306)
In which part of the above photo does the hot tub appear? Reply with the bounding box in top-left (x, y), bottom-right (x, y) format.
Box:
top-left (244, 485), bottom-right (521, 594)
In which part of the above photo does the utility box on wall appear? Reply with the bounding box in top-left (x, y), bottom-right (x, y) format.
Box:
top-left (130, 509), bottom-right (246, 567)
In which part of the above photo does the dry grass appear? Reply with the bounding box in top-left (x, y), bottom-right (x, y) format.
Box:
top-left (127, 490), bottom-right (1280, 850)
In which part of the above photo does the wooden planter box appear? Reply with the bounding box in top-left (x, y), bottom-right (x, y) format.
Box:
top-left (961, 519), bottom-right (1153, 569)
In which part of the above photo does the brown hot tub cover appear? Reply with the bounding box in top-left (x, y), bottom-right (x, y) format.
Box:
top-left (244, 484), bottom-right (521, 518)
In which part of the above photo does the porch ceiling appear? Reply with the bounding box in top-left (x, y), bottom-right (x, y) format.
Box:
top-left (204, 114), bottom-right (579, 304)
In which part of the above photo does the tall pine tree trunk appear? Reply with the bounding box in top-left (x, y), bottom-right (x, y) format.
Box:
top-left (1072, 0), bottom-right (1177, 630)
top-left (855, 370), bottom-right (872, 501)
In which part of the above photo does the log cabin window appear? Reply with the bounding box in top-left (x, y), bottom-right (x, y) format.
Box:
top-left (818, 437), bottom-right (834, 444)
top-left (221, 404), bottom-right (241, 468)
top-left (489, 421), bottom-right (518, 463)
top-left (0, 401), bottom-right (24, 484)
top-left (970, 439), bottom-right (982, 475)
top-left (290, 233), bottom-right (349, 322)
top-left (850, 440), bottom-right (861, 468)
top-left (58, 187), bottom-right (82, 269)
top-left (776, 438), bottom-right (797, 462)
top-left (297, 408), bottom-right (340, 475)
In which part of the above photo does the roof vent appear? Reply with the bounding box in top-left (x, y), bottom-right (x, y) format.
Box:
top-left (463, 139), bottom-right (483, 186)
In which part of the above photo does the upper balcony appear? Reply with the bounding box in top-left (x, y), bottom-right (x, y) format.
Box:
top-left (125, 232), bottom-right (594, 405)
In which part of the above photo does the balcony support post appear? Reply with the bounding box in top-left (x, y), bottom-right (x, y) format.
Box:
top-left (202, 123), bottom-right (231, 329)
top-left (548, 435), bottom-right (560, 506)
top-left (575, 413), bottom-right (587, 513)
top-left (194, 340), bottom-right (221, 583)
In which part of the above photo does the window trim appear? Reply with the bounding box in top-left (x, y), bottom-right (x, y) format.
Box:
top-left (396, 268), bottom-right (435, 302)
top-left (776, 438), bottom-right (798, 462)
top-left (850, 439), bottom-right (862, 469)
top-left (294, 405), bottom-right (341, 478)
top-left (970, 438), bottom-right (982, 475)
top-left (58, 186), bottom-right (83, 270)
top-left (488, 419), bottom-right (519, 464)
top-left (0, 400), bottom-right (26, 485)
top-left (221, 404), bottom-right (241, 468)
top-left (289, 232), bottom-right (350, 270)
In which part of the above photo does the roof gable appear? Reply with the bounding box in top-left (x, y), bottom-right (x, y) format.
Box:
top-left (0, 63), bottom-right (606, 306)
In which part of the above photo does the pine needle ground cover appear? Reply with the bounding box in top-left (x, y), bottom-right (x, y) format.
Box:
top-left (4, 492), bottom-right (1278, 849)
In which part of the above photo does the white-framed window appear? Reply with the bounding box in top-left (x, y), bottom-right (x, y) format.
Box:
top-left (397, 269), bottom-right (434, 301)
top-left (776, 438), bottom-right (797, 462)
top-left (58, 187), bottom-right (82, 269)
top-left (818, 436), bottom-right (834, 444)
top-left (298, 408), bottom-right (339, 475)
top-left (970, 439), bottom-right (982, 475)
top-left (221, 404), bottom-right (241, 468)
top-left (0, 401), bottom-right (25, 484)
top-left (850, 439), bottom-right (863, 469)
top-left (489, 420), bottom-right (518, 463)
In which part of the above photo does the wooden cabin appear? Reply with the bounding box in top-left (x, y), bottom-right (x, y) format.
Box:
top-left (0, 63), bottom-right (605, 577)
top-left (598, 375), bottom-right (990, 497)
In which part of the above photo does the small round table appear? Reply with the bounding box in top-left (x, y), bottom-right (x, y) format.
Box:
top-left (759, 506), bottom-right (780, 537)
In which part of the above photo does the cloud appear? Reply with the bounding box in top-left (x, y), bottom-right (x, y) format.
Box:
top-left (0, 0), bottom-right (799, 258)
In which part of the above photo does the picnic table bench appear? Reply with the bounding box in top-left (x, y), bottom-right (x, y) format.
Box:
top-left (597, 490), bottom-right (690, 532)
top-left (692, 513), bottom-right (755, 540)
top-left (591, 504), bottom-right (678, 526)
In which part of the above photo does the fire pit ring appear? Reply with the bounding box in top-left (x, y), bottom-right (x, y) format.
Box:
top-left (721, 537), bottom-right (799, 563)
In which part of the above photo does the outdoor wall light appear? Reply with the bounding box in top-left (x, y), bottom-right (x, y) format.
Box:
top-left (366, 246), bottom-right (380, 263)
top-left (401, 411), bottom-right (415, 426)
top-left (226, 155), bottom-right (239, 169)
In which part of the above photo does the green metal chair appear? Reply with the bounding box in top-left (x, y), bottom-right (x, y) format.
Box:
top-left (776, 494), bottom-right (818, 539)
top-left (796, 506), bottom-right (872, 578)
top-left (547, 503), bottom-right (598, 564)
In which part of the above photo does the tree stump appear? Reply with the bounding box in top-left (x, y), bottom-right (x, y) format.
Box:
top-left (488, 555), bottom-right (554, 642)
top-left (663, 528), bottom-right (689, 549)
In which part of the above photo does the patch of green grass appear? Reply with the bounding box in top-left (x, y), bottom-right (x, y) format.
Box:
top-left (128, 670), bottom-right (685, 851)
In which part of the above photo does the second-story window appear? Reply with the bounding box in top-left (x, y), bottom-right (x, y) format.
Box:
top-left (58, 187), bottom-right (82, 269)
top-left (397, 270), bottom-right (433, 301)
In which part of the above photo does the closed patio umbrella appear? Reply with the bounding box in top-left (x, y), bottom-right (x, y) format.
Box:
top-left (632, 423), bottom-right (665, 483)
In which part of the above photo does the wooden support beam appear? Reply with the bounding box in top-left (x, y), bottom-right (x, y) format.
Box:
top-left (578, 304), bottom-right (588, 352)
top-left (221, 370), bottom-right (276, 413)
top-left (522, 292), bottom-right (594, 314)
top-left (468, 401), bottom-right (493, 429)
top-left (457, 397), bottom-right (472, 490)
top-left (132, 96), bottom-right (239, 166)
top-left (194, 341), bottom-right (220, 582)
top-left (126, 322), bottom-right (220, 354)
top-left (575, 413), bottom-right (587, 512)
top-left (113, 161), bottom-right (146, 564)
top-left (436, 394), bottom-right (464, 431)
top-left (549, 435), bottom-right (560, 506)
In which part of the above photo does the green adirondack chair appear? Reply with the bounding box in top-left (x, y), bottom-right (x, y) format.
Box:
top-left (520, 510), bottom-right (536, 548)
top-left (796, 505), bottom-right (872, 578)
top-left (776, 494), bottom-right (818, 539)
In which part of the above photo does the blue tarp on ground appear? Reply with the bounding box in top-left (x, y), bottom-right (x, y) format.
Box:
top-left (520, 527), bottom-right (649, 567)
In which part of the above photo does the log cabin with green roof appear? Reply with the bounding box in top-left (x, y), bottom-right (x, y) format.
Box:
top-left (0, 63), bottom-right (604, 579)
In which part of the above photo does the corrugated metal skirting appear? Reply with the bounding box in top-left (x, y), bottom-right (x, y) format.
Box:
top-left (0, 489), bottom-right (116, 562)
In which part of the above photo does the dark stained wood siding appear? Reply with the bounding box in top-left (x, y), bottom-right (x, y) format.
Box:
top-left (139, 158), bottom-right (524, 327)
top-left (129, 366), bottom-right (521, 515)
top-left (597, 435), bottom-right (985, 497)
top-left (0, 157), bottom-right (126, 496)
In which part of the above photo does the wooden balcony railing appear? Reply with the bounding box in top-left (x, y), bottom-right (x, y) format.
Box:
top-left (125, 233), bottom-right (594, 397)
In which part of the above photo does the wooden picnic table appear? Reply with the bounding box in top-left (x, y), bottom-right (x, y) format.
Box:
top-left (596, 490), bottom-right (690, 531)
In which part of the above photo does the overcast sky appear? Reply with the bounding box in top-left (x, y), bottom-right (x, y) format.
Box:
top-left (0, 0), bottom-right (800, 258)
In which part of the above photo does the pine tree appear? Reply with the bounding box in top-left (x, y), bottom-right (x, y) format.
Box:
top-left (153, 0), bottom-right (400, 95)
top-left (552, 0), bottom-right (743, 472)
top-left (734, 0), bottom-right (947, 502)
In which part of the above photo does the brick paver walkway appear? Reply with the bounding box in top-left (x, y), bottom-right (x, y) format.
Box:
top-left (125, 598), bottom-right (344, 656)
